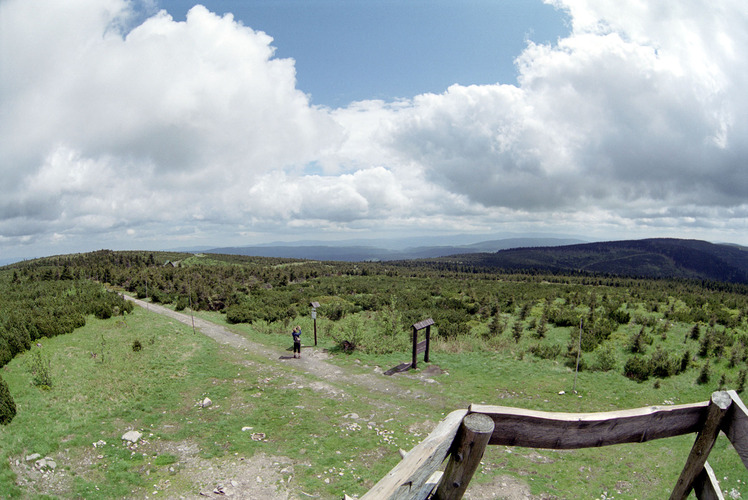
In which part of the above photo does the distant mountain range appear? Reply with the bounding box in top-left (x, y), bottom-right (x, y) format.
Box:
top-left (206, 237), bottom-right (748, 283)
top-left (433, 238), bottom-right (748, 284)
top-left (206, 237), bottom-right (585, 262)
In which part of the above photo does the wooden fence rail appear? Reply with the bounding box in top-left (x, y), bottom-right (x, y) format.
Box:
top-left (354, 390), bottom-right (747, 500)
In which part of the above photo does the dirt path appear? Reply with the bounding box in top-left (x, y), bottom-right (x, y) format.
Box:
top-left (120, 296), bottom-right (537, 499)
top-left (122, 295), bottom-right (426, 400)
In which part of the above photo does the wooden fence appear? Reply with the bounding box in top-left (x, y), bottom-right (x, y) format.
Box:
top-left (353, 390), bottom-right (748, 500)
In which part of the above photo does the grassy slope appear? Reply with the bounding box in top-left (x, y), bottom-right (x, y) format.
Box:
top-left (0, 305), bottom-right (746, 499)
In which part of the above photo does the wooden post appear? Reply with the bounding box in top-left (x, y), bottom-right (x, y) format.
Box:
top-left (434, 413), bottom-right (494, 500)
top-left (670, 391), bottom-right (732, 500)
top-left (424, 325), bottom-right (431, 363)
top-left (412, 325), bottom-right (418, 370)
top-left (720, 389), bottom-right (748, 469)
top-left (361, 409), bottom-right (469, 500)
top-left (693, 462), bottom-right (725, 500)
top-left (310, 302), bottom-right (320, 346)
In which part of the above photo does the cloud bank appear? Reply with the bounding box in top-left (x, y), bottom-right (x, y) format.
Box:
top-left (1, 0), bottom-right (747, 259)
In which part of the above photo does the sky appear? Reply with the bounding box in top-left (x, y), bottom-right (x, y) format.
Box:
top-left (1, 0), bottom-right (747, 262)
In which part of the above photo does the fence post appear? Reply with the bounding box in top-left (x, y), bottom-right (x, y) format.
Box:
top-left (721, 389), bottom-right (748, 469)
top-left (692, 461), bottom-right (724, 500)
top-left (412, 325), bottom-right (418, 370)
top-left (424, 325), bottom-right (431, 363)
top-left (670, 391), bottom-right (732, 500)
top-left (433, 413), bottom-right (494, 500)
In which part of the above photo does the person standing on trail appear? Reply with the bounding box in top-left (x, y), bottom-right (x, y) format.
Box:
top-left (292, 326), bottom-right (302, 358)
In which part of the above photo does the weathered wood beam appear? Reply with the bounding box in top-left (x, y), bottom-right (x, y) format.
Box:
top-left (670, 391), bottom-right (732, 500)
top-left (720, 389), bottom-right (748, 469)
top-left (360, 409), bottom-right (468, 500)
top-left (434, 413), bottom-right (494, 500)
top-left (469, 401), bottom-right (709, 449)
top-left (412, 318), bottom-right (435, 330)
top-left (692, 461), bottom-right (724, 500)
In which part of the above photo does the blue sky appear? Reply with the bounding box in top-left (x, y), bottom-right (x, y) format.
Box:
top-left (1, 0), bottom-right (747, 261)
top-left (156, 0), bottom-right (569, 106)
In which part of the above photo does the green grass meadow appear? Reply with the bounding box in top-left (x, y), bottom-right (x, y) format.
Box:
top-left (1, 304), bottom-right (746, 499)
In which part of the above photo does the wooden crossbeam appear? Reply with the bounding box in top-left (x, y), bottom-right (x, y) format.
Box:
top-left (469, 401), bottom-right (708, 449)
top-left (412, 318), bottom-right (434, 331)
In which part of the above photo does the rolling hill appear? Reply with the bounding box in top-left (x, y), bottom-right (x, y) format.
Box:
top-left (434, 238), bottom-right (748, 284)
top-left (206, 237), bottom-right (584, 262)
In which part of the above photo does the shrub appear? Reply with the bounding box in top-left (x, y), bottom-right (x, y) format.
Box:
top-left (174, 296), bottom-right (189, 312)
top-left (629, 327), bottom-right (651, 354)
top-left (564, 343), bottom-right (586, 371)
top-left (592, 344), bottom-right (617, 372)
top-left (689, 323), bottom-right (701, 340)
top-left (698, 330), bottom-right (712, 357)
top-left (94, 303), bottom-right (113, 320)
top-left (511, 321), bottom-right (523, 343)
top-left (649, 347), bottom-right (677, 378)
top-left (29, 349), bottom-right (52, 389)
top-left (132, 340), bottom-right (142, 352)
top-left (696, 361), bottom-right (711, 385)
top-left (226, 304), bottom-right (254, 324)
top-left (330, 316), bottom-right (365, 353)
top-left (623, 355), bottom-right (651, 382)
top-left (528, 343), bottom-right (562, 360)
top-left (737, 369), bottom-right (747, 394)
top-left (0, 375), bottom-right (16, 425)
top-left (679, 350), bottom-right (692, 373)
top-left (608, 308), bottom-right (630, 325)
top-left (547, 307), bottom-right (580, 328)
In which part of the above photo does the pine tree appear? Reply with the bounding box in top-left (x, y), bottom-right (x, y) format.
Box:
top-left (0, 375), bottom-right (16, 425)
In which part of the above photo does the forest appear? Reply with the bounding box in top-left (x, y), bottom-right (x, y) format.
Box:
top-left (2, 249), bottom-right (746, 391)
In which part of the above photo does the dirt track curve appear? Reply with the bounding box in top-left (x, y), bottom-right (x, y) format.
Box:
top-left (121, 295), bottom-right (426, 400)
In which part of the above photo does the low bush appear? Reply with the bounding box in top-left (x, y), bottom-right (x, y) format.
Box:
top-left (29, 349), bottom-right (53, 389)
top-left (592, 344), bottom-right (617, 372)
top-left (528, 343), bottom-right (562, 360)
top-left (0, 375), bottom-right (16, 425)
top-left (623, 355), bottom-right (651, 382)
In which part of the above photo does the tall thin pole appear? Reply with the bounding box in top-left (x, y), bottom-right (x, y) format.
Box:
top-left (187, 275), bottom-right (196, 335)
top-left (573, 318), bottom-right (583, 393)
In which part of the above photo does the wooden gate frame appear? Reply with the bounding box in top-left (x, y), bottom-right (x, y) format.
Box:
top-left (411, 318), bottom-right (434, 370)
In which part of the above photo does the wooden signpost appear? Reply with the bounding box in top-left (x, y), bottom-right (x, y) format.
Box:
top-left (411, 318), bottom-right (434, 370)
top-left (384, 318), bottom-right (436, 375)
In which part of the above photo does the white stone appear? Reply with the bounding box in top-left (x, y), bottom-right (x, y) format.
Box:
top-left (122, 430), bottom-right (143, 443)
top-left (202, 398), bottom-right (212, 408)
top-left (25, 453), bottom-right (41, 462)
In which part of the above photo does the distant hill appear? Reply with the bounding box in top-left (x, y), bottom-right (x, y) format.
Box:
top-left (206, 237), bottom-right (584, 262)
top-left (435, 238), bottom-right (748, 283)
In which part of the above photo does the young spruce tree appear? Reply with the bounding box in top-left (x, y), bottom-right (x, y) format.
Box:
top-left (0, 375), bottom-right (16, 425)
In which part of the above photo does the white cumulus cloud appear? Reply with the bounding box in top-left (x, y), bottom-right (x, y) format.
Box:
top-left (1, 0), bottom-right (747, 259)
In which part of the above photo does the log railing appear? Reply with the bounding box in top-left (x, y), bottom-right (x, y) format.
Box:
top-left (354, 390), bottom-right (747, 500)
